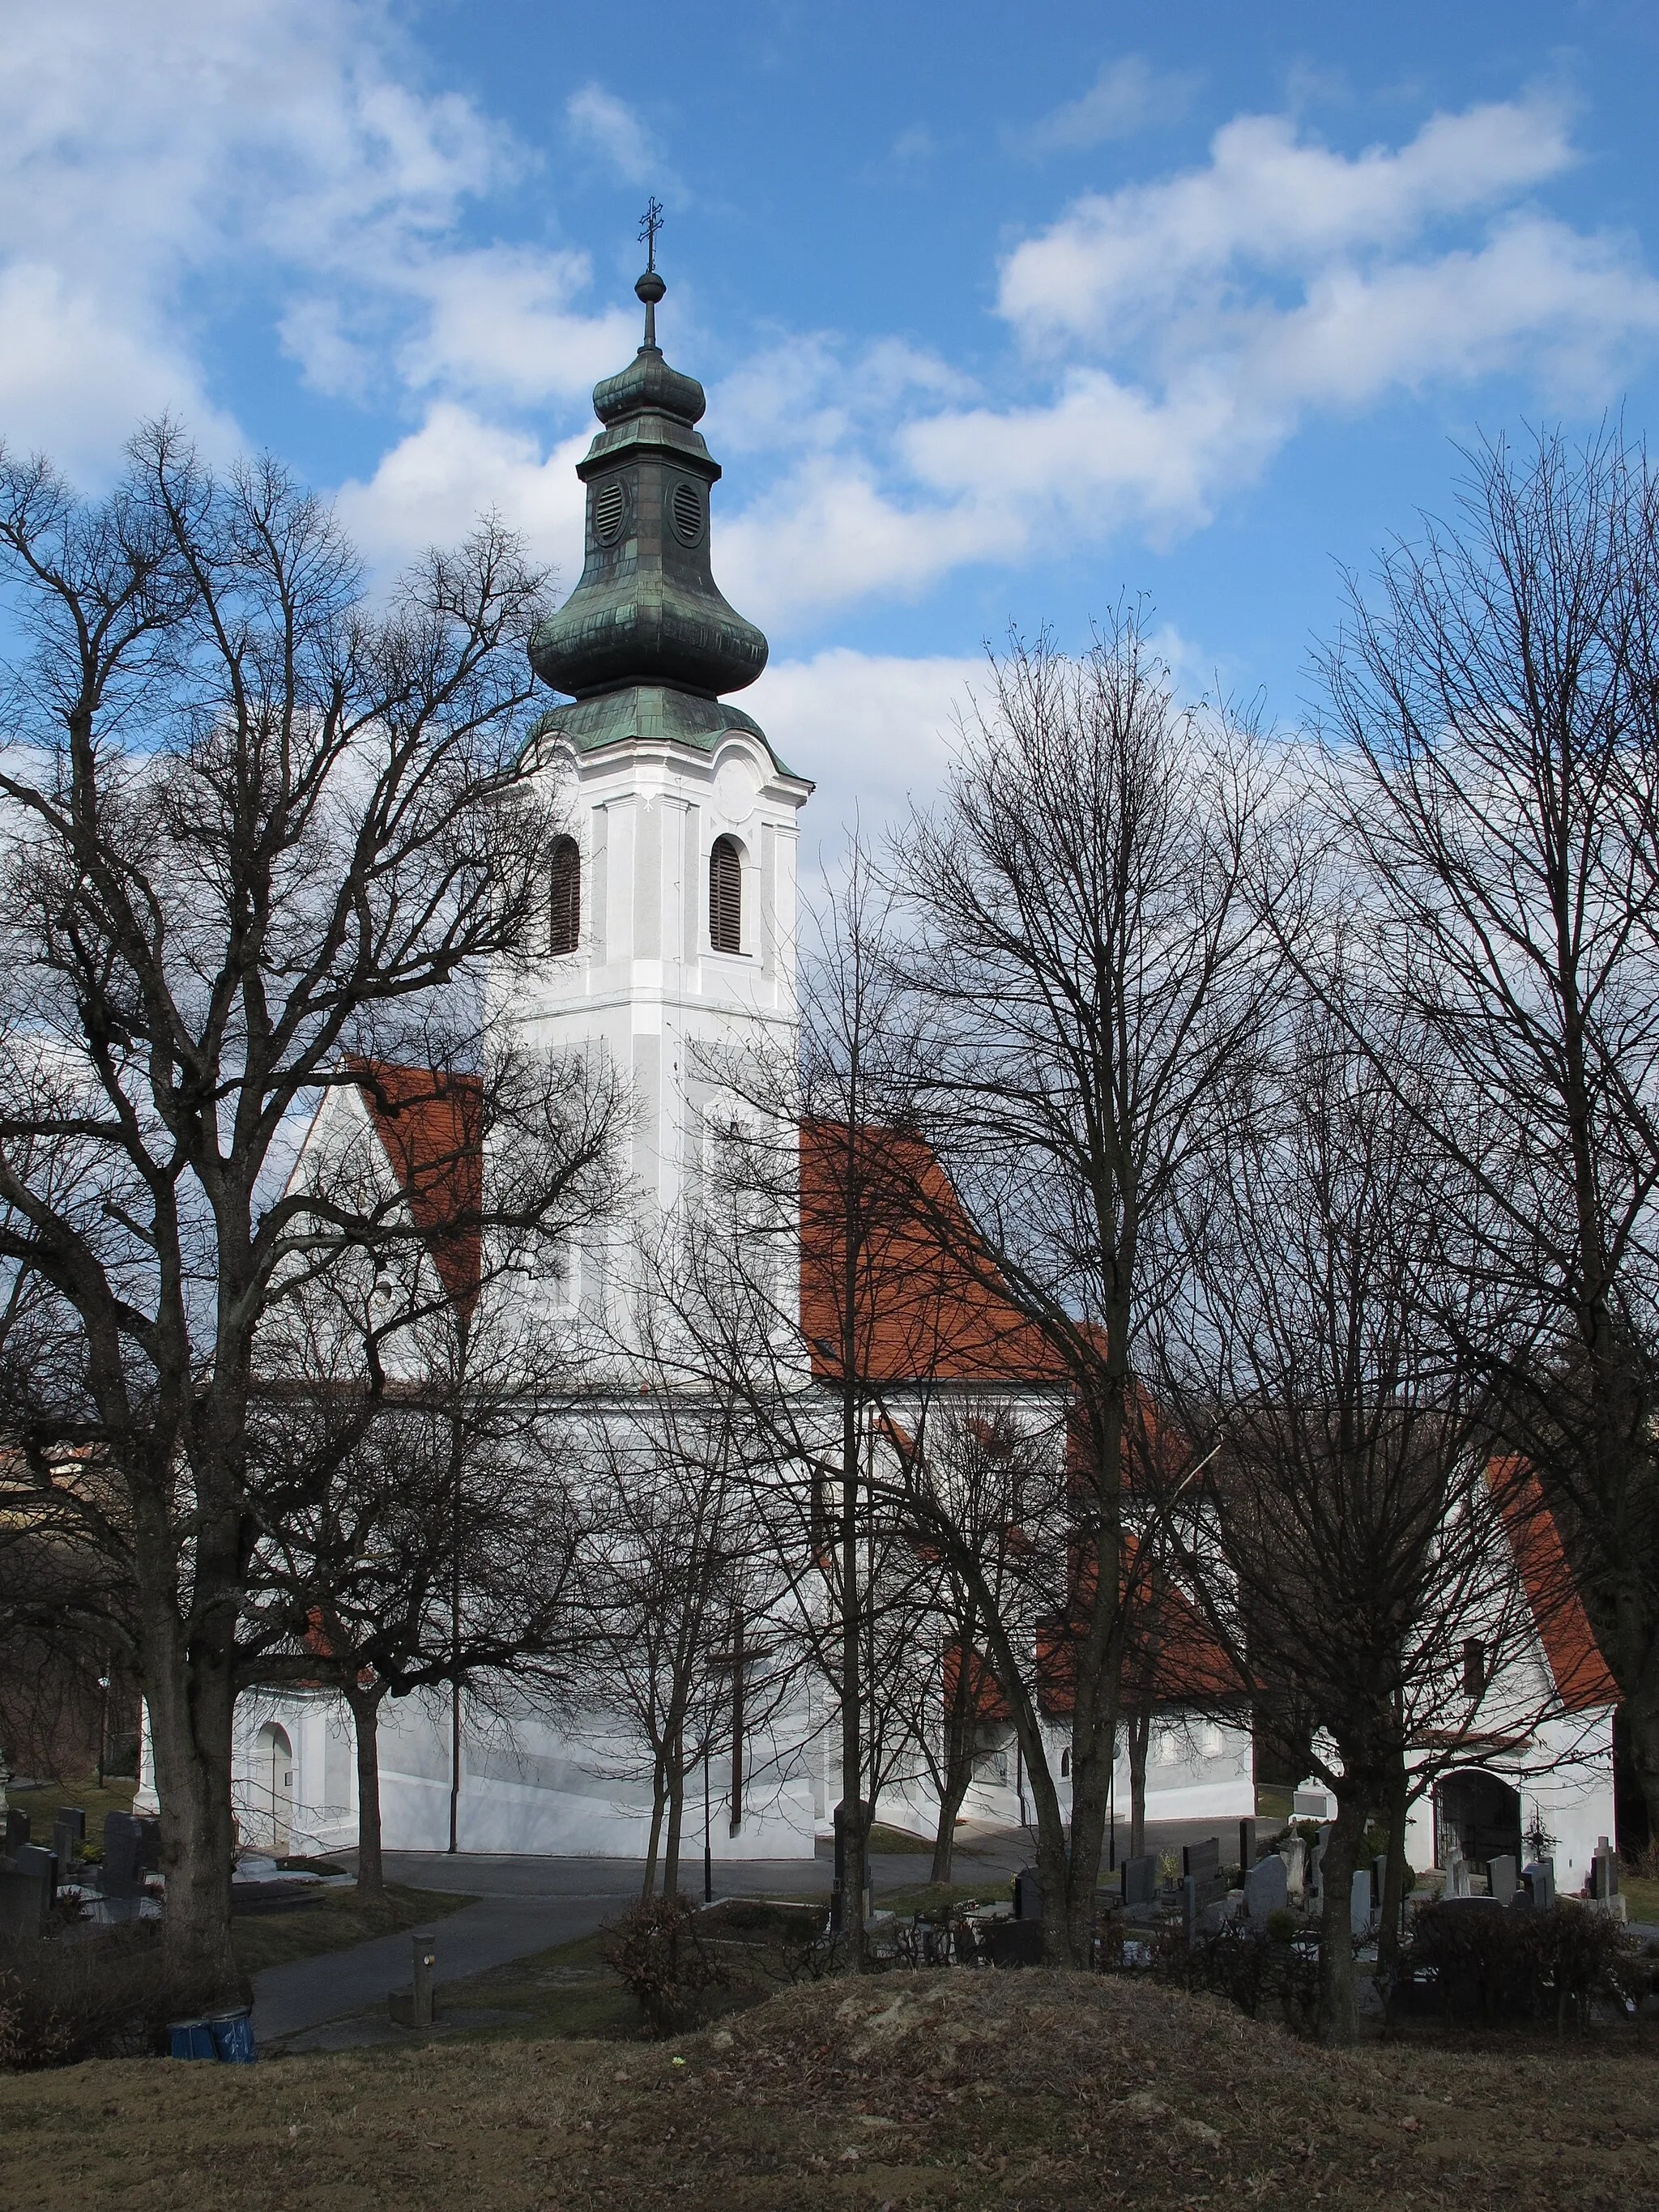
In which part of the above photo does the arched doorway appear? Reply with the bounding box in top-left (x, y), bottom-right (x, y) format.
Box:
top-left (1435, 1767), bottom-right (1523, 1872)
top-left (253, 1722), bottom-right (294, 1855)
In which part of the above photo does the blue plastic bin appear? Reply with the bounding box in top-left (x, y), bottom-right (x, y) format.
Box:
top-left (207, 2007), bottom-right (256, 2063)
top-left (168, 2018), bottom-right (215, 2060)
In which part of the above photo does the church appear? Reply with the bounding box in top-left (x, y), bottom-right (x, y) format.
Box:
top-left (206, 248), bottom-right (1620, 1893)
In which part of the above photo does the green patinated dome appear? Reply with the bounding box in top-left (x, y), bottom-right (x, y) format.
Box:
top-left (530, 264), bottom-right (776, 756)
top-left (529, 684), bottom-right (774, 758)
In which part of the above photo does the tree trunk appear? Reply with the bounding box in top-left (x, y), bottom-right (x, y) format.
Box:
top-left (1317, 1791), bottom-right (1369, 2046)
top-left (642, 1759), bottom-right (667, 1900)
top-left (930, 1739), bottom-right (974, 1884)
top-left (1376, 1746), bottom-right (1410, 1981)
top-left (930, 1623), bottom-right (979, 1884)
top-left (1064, 1707), bottom-right (1120, 1966)
top-left (663, 1715), bottom-right (684, 1899)
top-left (140, 1592), bottom-right (243, 2005)
top-left (1128, 1708), bottom-right (1151, 1858)
top-left (1620, 1678), bottom-right (1659, 1851)
top-left (345, 1681), bottom-right (388, 1904)
top-left (839, 1396), bottom-right (866, 1969)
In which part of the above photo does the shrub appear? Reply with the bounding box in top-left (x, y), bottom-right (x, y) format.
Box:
top-left (601, 1894), bottom-right (724, 2035)
top-left (1148, 1919), bottom-right (1318, 2035)
top-left (0, 1924), bottom-right (217, 2069)
top-left (1398, 1900), bottom-right (1637, 2031)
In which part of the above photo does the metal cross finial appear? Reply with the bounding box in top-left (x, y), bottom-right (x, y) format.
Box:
top-left (639, 197), bottom-right (665, 273)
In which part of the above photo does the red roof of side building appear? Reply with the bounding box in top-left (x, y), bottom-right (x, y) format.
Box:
top-left (1487, 1456), bottom-right (1618, 1713)
top-left (348, 1059), bottom-right (483, 1311)
top-left (798, 1119), bottom-right (1063, 1387)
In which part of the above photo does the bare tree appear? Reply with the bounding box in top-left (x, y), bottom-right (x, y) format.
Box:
top-left (1160, 976), bottom-right (1538, 2043)
top-left (243, 1102), bottom-right (613, 1898)
top-left (651, 837), bottom-right (965, 1963)
top-left (887, 613), bottom-right (1290, 1963)
top-left (1318, 425), bottom-right (1659, 1844)
top-left (577, 1390), bottom-right (753, 1900)
top-left (0, 424), bottom-right (574, 1996)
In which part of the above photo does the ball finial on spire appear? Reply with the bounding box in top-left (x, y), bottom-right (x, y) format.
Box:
top-left (636, 197), bottom-right (666, 347)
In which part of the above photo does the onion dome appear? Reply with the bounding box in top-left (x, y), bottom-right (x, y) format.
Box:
top-left (529, 262), bottom-right (769, 722)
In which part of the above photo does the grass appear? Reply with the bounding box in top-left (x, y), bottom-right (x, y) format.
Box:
top-left (7, 1774), bottom-right (137, 1856)
top-left (4, 1966), bottom-right (1658, 2210)
top-left (867, 1821), bottom-right (934, 1855)
top-left (231, 1881), bottom-right (474, 1978)
top-left (424, 1925), bottom-right (638, 2044)
top-left (1625, 1874), bottom-right (1659, 1924)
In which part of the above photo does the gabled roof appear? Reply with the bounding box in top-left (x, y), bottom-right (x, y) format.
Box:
top-left (798, 1119), bottom-right (1063, 1387)
top-left (347, 1059), bottom-right (483, 1311)
top-left (1036, 1533), bottom-right (1249, 1719)
top-left (1488, 1457), bottom-right (1619, 1713)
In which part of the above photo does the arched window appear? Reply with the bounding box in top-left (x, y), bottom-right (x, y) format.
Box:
top-left (709, 834), bottom-right (742, 954)
top-left (550, 836), bottom-right (580, 955)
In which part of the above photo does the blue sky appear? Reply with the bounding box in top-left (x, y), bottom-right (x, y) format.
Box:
top-left (5, 1), bottom-right (1658, 848)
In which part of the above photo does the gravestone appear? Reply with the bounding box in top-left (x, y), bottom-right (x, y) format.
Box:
top-left (1445, 1848), bottom-right (1472, 1900)
top-left (1486, 1852), bottom-right (1518, 1907)
top-left (103, 1809), bottom-right (140, 1899)
top-left (53, 1805), bottom-right (86, 1841)
top-left (1013, 1865), bottom-right (1042, 1922)
top-left (1238, 1817), bottom-right (1257, 1873)
top-left (1243, 1852), bottom-right (1289, 1921)
top-left (1350, 1867), bottom-right (1372, 1941)
top-left (134, 1815), bottom-right (163, 1873)
top-left (1181, 1873), bottom-right (1197, 1946)
top-left (0, 1862), bottom-right (49, 1936)
top-left (52, 1814), bottom-right (80, 1875)
top-left (3, 1806), bottom-right (28, 1852)
top-left (984, 1919), bottom-right (1043, 1967)
top-left (1183, 1837), bottom-right (1229, 1910)
top-left (1120, 1854), bottom-right (1158, 1907)
top-left (12, 1842), bottom-right (56, 1907)
top-left (1591, 1838), bottom-right (1619, 1901)
top-left (1522, 1858), bottom-right (1555, 1912)
top-left (1281, 1835), bottom-right (1307, 1899)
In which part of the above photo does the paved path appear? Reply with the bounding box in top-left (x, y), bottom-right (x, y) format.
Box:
top-left (250, 1817), bottom-right (1233, 2048)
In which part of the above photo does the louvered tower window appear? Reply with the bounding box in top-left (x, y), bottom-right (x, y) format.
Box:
top-left (709, 835), bottom-right (742, 954)
top-left (550, 835), bottom-right (580, 955)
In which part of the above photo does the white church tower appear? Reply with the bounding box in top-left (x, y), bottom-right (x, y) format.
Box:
top-left (509, 234), bottom-right (812, 1258)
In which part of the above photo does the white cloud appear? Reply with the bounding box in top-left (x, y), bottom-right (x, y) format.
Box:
top-left (6, 13), bottom-right (1653, 664)
top-left (747, 647), bottom-right (980, 855)
top-left (333, 405), bottom-right (590, 580)
top-left (998, 100), bottom-right (1577, 346)
top-left (0, 262), bottom-right (238, 477)
top-left (0, 0), bottom-right (623, 472)
top-left (1025, 57), bottom-right (1198, 154)
top-left (712, 334), bottom-right (975, 458)
top-left (397, 247), bottom-right (639, 404)
top-left (707, 96), bottom-right (1659, 628)
top-left (565, 83), bottom-right (676, 193)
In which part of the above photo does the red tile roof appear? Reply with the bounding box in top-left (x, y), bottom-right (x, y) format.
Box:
top-left (943, 1639), bottom-right (1013, 1724)
top-left (1036, 1532), bottom-right (1249, 1719)
top-left (348, 1059), bottom-right (483, 1311)
top-left (798, 1119), bottom-right (1063, 1386)
top-left (1487, 1456), bottom-right (1618, 1712)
